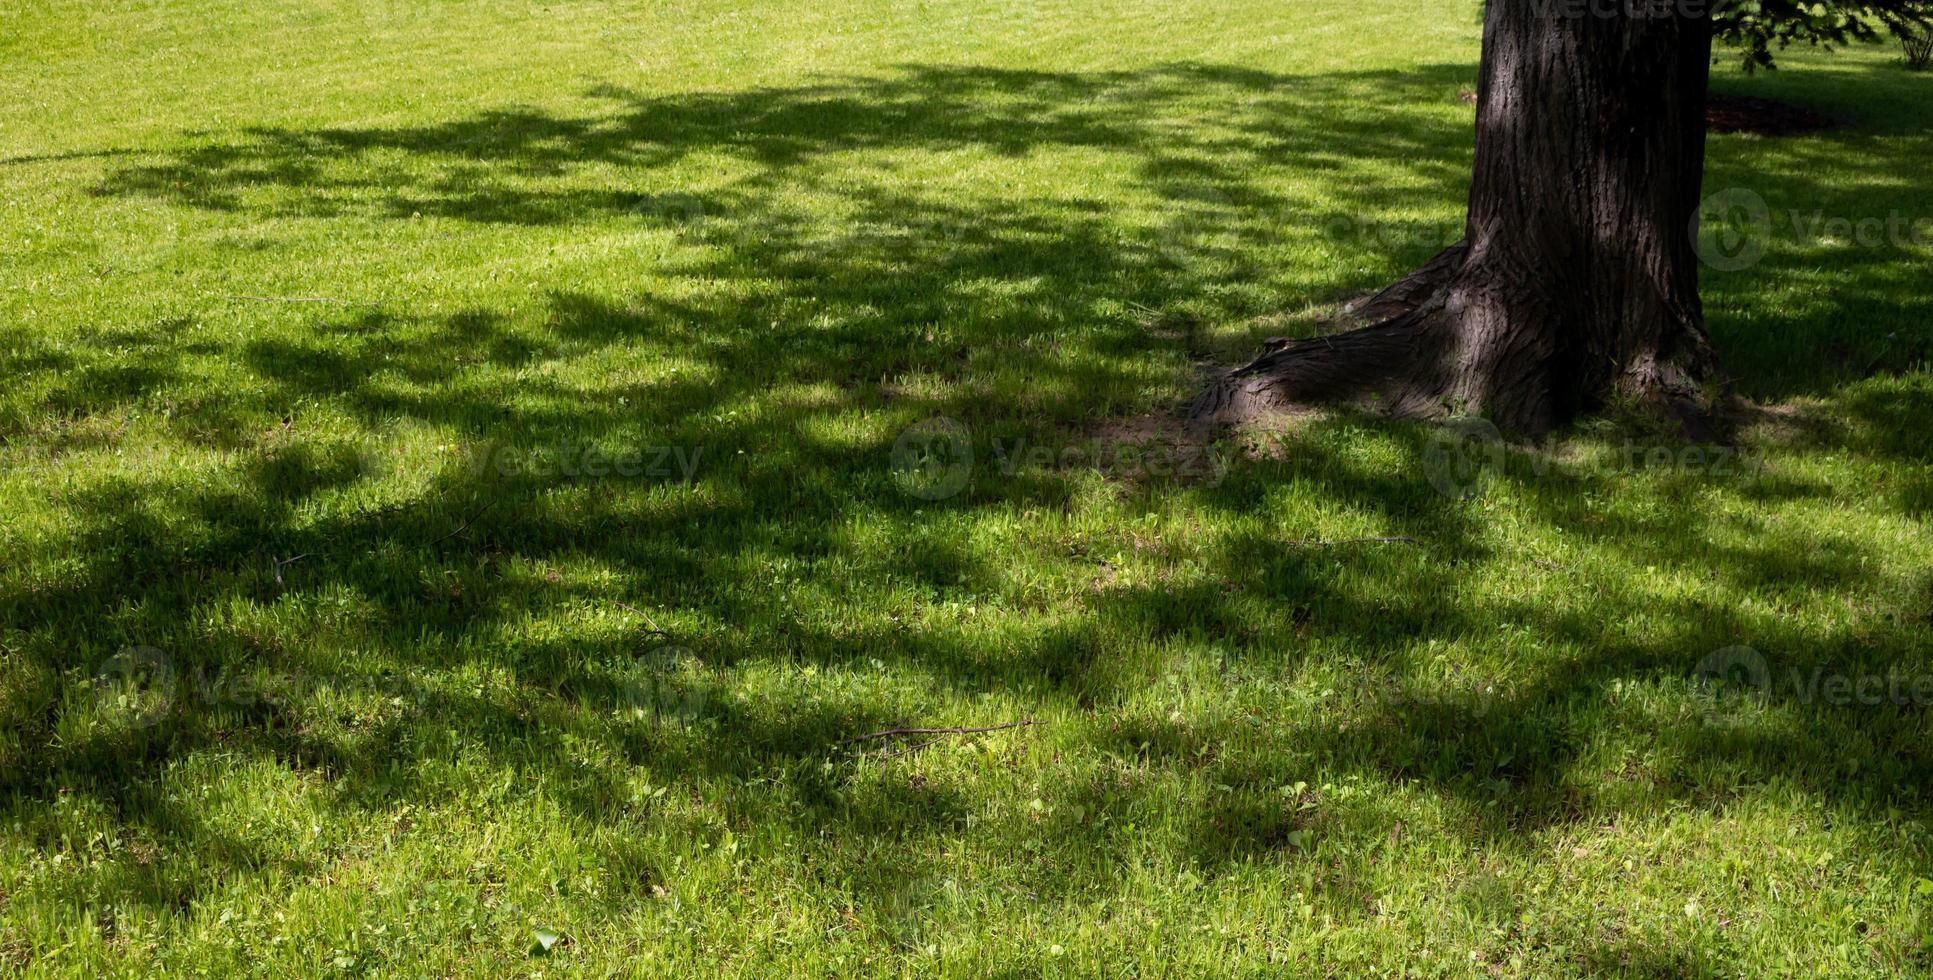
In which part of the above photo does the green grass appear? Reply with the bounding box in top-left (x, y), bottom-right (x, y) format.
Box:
top-left (3, 0), bottom-right (1932, 974)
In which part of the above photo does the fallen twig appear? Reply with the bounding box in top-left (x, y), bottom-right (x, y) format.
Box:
top-left (429, 520), bottom-right (474, 545)
top-left (429, 501), bottom-right (497, 546)
top-left (271, 553), bottom-right (309, 587)
top-left (842, 720), bottom-right (1036, 746)
top-left (879, 737), bottom-right (946, 761)
top-left (610, 600), bottom-right (671, 638)
top-left (1287, 536), bottom-right (1421, 549)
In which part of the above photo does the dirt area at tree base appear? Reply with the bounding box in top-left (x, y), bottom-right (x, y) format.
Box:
top-left (1705, 93), bottom-right (1839, 135)
top-left (1455, 90), bottom-right (1839, 136)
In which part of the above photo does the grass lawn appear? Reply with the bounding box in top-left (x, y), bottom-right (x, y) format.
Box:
top-left (2, 0), bottom-right (1931, 974)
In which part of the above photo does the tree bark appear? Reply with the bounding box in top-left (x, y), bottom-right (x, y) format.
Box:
top-left (1194, 0), bottom-right (1721, 436)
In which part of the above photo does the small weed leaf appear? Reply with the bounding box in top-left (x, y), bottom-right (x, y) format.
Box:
top-left (531, 927), bottom-right (563, 955)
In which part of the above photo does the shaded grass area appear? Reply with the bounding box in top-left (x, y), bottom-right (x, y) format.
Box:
top-left (1, 0), bottom-right (1931, 974)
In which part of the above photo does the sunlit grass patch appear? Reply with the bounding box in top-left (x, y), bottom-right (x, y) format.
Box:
top-left (2, 0), bottom-right (1931, 973)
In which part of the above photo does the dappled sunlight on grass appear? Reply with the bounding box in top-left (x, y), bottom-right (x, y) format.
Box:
top-left (0, 0), bottom-right (1930, 973)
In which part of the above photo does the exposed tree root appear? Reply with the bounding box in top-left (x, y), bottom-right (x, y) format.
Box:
top-left (1188, 0), bottom-right (1735, 442)
top-left (1188, 241), bottom-right (1724, 440)
top-left (1189, 244), bottom-right (1468, 429)
top-left (1188, 309), bottom-right (1453, 427)
top-left (1342, 242), bottom-right (1469, 323)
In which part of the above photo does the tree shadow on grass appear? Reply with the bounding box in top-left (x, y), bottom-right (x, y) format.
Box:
top-left (2, 61), bottom-right (1929, 966)
top-left (91, 64), bottom-right (1470, 226)
top-left (1702, 56), bottom-right (1933, 398)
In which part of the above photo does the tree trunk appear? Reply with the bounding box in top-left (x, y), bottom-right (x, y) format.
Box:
top-left (1193, 0), bottom-right (1722, 436)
